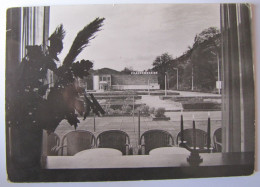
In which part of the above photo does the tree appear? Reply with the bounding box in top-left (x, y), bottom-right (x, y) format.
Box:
top-left (121, 66), bottom-right (134, 74)
top-left (152, 53), bottom-right (174, 89)
top-left (165, 27), bottom-right (221, 92)
top-left (194, 27), bottom-right (220, 45)
top-left (190, 27), bottom-right (221, 91)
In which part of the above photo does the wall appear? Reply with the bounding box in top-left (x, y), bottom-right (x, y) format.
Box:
top-left (112, 74), bottom-right (158, 86)
top-left (112, 84), bottom-right (160, 90)
top-left (93, 75), bottom-right (99, 90)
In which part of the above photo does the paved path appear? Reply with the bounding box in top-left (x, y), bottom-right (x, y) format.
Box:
top-left (175, 90), bottom-right (221, 97)
top-left (139, 91), bottom-right (221, 111)
top-left (140, 95), bottom-right (182, 111)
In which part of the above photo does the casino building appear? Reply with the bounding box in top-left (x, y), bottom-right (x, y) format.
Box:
top-left (80, 68), bottom-right (160, 91)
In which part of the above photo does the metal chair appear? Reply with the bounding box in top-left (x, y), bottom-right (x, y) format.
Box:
top-left (96, 130), bottom-right (133, 155)
top-left (176, 129), bottom-right (208, 151)
top-left (47, 132), bottom-right (60, 156)
top-left (60, 130), bottom-right (96, 156)
top-left (213, 128), bottom-right (222, 152)
top-left (138, 129), bottom-right (174, 155)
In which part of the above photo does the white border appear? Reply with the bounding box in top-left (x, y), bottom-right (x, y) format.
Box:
top-left (1, 1), bottom-right (259, 187)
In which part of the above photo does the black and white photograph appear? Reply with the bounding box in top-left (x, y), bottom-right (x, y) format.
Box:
top-left (5, 3), bottom-right (255, 183)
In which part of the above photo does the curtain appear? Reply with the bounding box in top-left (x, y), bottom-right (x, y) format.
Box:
top-left (20, 7), bottom-right (50, 58)
top-left (6, 6), bottom-right (50, 165)
top-left (220, 4), bottom-right (255, 152)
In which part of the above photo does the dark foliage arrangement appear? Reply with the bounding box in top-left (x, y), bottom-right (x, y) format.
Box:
top-left (6, 18), bottom-right (105, 133)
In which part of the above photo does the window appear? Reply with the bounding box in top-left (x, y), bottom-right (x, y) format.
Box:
top-left (5, 4), bottom-right (255, 182)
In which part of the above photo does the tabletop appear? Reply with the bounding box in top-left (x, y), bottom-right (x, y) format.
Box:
top-left (149, 147), bottom-right (190, 155)
top-left (46, 152), bottom-right (254, 169)
top-left (74, 148), bottom-right (122, 157)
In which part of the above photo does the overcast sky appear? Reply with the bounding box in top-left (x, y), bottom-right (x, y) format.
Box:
top-left (50, 4), bottom-right (220, 71)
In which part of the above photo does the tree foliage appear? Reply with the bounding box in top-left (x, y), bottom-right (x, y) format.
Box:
top-left (190, 27), bottom-right (221, 91)
top-left (151, 27), bottom-right (221, 92)
top-left (121, 66), bottom-right (134, 74)
top-left (194, 27), bottom-right (220, 46)
top-left (152, 53), bottom-right (174, 89)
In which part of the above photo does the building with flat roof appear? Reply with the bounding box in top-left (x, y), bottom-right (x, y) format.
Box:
top-left (88, 68), bottom-right (160, 91)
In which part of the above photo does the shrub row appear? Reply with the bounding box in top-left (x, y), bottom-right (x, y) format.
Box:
top-left (103, 104), bottom-right (166, 117)
top-left (182, 102), bottom-right (221, 110)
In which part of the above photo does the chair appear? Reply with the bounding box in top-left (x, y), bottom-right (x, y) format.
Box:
top-left (213, 128), bottom-right (222, 152)
top-left (96, 130), bottom-right (133, 155)
top-left (176, 129), bottom-right (208, 151)
top-left (60, 130), bottom-right (96, 156)
top-left (47, 132), bottom-right (61, 156)
top-left (138, 130), bottom-right (174, 155)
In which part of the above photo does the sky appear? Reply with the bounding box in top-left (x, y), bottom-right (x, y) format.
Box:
top-left (50, 4), bottom-right (220, 71)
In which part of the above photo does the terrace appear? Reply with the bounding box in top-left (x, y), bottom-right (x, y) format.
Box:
top-left (55, 111), bottom-right (222, 154)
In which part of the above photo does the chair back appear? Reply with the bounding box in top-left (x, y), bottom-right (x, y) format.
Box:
top-left (96, 130), bottom-right (130, 155)
top-left (47, 132), bottom-right (60, 156)
top-left (177, 129), bottom-right (207, 149)
top-left (213, 128), bottom-right (222, 152)
top-left (61, 130), bottom-right (95, 156)
top-left (140, 130), bottom-right (174, 154)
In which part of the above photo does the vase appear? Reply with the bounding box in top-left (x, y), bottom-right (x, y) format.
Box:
top-left (8, 125), bottom-right (43, 181)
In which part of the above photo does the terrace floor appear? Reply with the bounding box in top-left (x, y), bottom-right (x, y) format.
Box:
top-left (55, 111), bottom-right (222, 154)
top-left (140, 95), bottom-right (182, 111)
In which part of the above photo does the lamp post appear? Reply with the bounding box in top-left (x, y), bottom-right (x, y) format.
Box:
top-left (216, 52), bottom-right (220, 94)
top-left (173, 68), bottom-right (178, 90)
top-left (191, 67), bottom-right (194, 91)
top-left (148, 79), bottom-right (150, 95)
top-left (165, 73), bottom-right (167, 96)
top-left (133, 95), bottom-right (135, 122)
top-left (211, 51), bottom-right (221, 94)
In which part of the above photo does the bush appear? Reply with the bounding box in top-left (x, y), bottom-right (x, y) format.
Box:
top-left (149, 107), bottom-right (155, 115)
top-left (138, 105), bottom-right (150, 115)
top-left (154, 107), bottom-right (166, 118)
top-left (121, 105), bottom-right (132, 114)
top-left (135, 105), bottom-right (149, 115)
top-left (114, 109), bottom-right (122, 114)
top-left (105, 108), bottom-right (115, 115)
top-left (110, 104), bottom-right (123, 110)
top-left (182, 102), bottom-right (221, 110)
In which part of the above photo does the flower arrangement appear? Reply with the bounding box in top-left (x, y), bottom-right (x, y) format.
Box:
top-left (6, 18), bottom-right (105, 133)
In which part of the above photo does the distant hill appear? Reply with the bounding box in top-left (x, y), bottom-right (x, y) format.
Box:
top-left (92, 67), bottom-right (124, 75)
